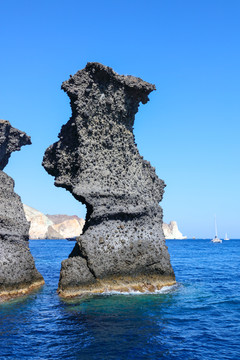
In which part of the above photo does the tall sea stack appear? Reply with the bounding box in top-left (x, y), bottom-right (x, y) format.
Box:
top-left (0, 120), bottom-right (44, 301)
top-left (43, 63), bottom-right (175, 297)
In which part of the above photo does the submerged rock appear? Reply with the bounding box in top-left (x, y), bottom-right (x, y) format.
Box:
top-left (43, 63), bottom-right (175, 297)
top-left (0, 120), bottom-right (44, 301)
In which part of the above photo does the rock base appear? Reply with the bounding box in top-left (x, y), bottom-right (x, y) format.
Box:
top-left (0, 279), bottom-right (45, 302)
top-left (0, 239), bottom-right (44, 302)
top-left (58, 274), bottom-right (176, 298)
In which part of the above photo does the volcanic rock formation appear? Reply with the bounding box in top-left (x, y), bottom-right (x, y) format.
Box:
top-left (0, 120), bottom-right (44, 300)
top-left (43, 63), bottom-right (175, 297)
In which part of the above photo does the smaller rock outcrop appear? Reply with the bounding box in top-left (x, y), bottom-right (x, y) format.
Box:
top-left (162, 221), bottom-right (187, 239)
top-left (0, 121), bottom-right (44, 301)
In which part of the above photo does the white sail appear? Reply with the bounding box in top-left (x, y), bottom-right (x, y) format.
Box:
top-left (211, 215), bottom-right (222, 243)
top-left (215, 215), bottom-right (218, 238)
top-left (224, 233), bottom-right (230, 241)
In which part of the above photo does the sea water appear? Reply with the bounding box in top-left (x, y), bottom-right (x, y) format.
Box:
top-left (0, 239), bottom-right (240, 360)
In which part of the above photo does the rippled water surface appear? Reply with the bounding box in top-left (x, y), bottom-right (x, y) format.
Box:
top-left (0, 239), bottom-right (240, 359)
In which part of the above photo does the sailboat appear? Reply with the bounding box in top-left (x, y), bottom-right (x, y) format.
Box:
top-left (211, 215), bottom-right (222, 243)
top-left (224, 233), bottom-right (230, 241)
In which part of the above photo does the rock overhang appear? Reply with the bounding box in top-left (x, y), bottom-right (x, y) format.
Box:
top-left (0, 119), bottom-right (31, 171)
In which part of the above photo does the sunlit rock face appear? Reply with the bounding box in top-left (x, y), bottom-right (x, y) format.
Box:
top-left (23, 204), bottom-right (85, 239)
top-left (0, 120), bottom-right (44, 300)
top-left (43, 63), bottom-right (175, 297)
top-left (163, 221), bottom-right (187, 239)
top-left (48, 218), bottom-right (84, 239)
top-left (23, 204), bottom-right (54, 239)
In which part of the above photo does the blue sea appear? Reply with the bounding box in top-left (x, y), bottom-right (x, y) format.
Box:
top-left (0, 239), bottom-right (239, 360)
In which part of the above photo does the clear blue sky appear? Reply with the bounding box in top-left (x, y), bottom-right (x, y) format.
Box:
top-left (1, 0), bottom-right (239, 238)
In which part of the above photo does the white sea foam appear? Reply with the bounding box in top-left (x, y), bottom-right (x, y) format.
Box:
top-left (99, 283), bottom-right (179, 296)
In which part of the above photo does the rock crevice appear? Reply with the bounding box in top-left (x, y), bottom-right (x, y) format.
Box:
top-left (43, 63), bottom-right (175, 296)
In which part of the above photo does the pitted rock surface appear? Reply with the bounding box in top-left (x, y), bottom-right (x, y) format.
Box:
top-left (0, 121), bottom-right (43, 299)
top-left (0, 120), bottom-right (31, 170)
top-left (43, 63), bottom-right (175, 295)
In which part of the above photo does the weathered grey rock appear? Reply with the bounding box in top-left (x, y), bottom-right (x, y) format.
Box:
top-left (43, 63), bottom-right (175, 296)
top-left (0, 120), bottom-right (31, 170)
top-left (0, 120), bottom-right (44, 300)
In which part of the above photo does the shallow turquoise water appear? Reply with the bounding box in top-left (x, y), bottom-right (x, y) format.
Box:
top-left (0, 239), bottom-right (240, 359)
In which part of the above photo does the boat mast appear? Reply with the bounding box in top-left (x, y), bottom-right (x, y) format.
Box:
top-left (214, 214), bottom-right (218, 238)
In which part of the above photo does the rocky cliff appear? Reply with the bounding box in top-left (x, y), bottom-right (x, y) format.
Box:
top-left (48, 218), bottom-right (84, 239)
top-left (45, 214), bottom-right (85, 238)
top-left (23, 204), bottom-right (54, 239)
top-left (162, 221), bottom-right (187, 239)
top-left (43, 63), bottom-right (175, 297)
top-left (23, 204), bottom-right (85, 239)
top-left (0, 120), bottom-right (44, 301)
